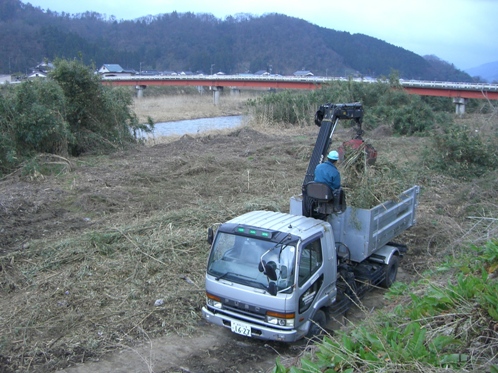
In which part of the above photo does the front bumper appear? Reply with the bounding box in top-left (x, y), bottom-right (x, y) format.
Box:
top-left (202, 307), bottom-right (305, 342)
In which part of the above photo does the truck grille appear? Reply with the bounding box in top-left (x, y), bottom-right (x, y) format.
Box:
top-left (223, 299), bottom-right (266, 321)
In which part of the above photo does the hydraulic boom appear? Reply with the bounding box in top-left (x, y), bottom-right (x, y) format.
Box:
top-left (302, 102), bottom-right (363, 217)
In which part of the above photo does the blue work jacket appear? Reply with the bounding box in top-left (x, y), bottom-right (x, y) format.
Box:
top-left (314, 160), bottom-right (341, 190)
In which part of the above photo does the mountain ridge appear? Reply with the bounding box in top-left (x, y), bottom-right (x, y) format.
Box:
top-left (0, 0), bottom-right (473, 82)
top-left (464, 61), bottom-right (498, 83)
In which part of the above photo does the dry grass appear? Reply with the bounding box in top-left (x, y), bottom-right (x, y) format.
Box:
top-left (0, 96), bottom-right (497, 372)
top-left (0, 121), bottom-right (312, 371)
top-left (131, 92), bottom-right (255, 123)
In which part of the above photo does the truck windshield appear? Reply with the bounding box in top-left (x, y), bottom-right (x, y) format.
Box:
top-left (207, 232), bottom-right (296, 294)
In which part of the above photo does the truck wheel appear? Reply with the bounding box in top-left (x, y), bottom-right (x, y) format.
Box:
top-left (381, 255), bottom-right (399, 288)
top-left (306, 310), bottom-right (326, 339)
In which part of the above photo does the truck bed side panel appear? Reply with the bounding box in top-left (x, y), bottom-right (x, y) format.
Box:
top-left (329, 186), bottom-right (419, 263)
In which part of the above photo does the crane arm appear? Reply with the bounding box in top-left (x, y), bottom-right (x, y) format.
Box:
top-left (302, 102), bottom-right (363, 217)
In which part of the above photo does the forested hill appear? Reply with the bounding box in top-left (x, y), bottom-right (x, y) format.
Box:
top-left (1, 0), bottom-right (472, 81)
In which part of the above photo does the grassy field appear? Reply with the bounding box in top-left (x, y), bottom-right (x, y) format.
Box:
top-left (131, 91), bottom-right (255, 123)
top-left (0, 94), bottom-right (497, 372)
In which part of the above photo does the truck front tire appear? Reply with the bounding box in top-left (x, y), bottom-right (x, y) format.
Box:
top-left (381, 255), bottom-right (399, 288)
top-left (306, 310), bottom-right (326, 339)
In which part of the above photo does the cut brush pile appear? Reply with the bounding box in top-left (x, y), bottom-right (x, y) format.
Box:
top-left (339, 141), bottom-right (410, 209)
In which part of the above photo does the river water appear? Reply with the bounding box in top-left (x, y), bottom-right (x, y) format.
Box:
top-left (142, 115), bottom-right (244, 138)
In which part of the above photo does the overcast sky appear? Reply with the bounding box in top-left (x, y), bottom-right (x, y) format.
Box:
top-left (24, 0), bottom-right (498, 70)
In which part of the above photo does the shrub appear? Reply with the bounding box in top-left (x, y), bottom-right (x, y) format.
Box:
top-left (248, 77), bottom-right (450, 135)
top-left (13, 80), bottom-right (72, 155)
top-left (50, 58), bottom-right (152, 155)
top-left (0, 59), bottom-right (154, 176)
top-left (367, 90), bottom-right (442, 134)
top-left (0, 91), bottom-right (17, 174)
top-left (426, 122), bottom-right (498, 179)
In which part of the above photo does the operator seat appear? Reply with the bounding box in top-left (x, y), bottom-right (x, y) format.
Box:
top-left (305, 182), bottom-right (346, 216)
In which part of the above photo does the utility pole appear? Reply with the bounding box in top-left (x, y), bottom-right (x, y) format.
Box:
top-left (211, 64), bottom-right (215, 75)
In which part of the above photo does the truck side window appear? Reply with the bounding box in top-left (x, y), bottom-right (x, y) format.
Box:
top-left (298, 239), bottom-right (323, 287)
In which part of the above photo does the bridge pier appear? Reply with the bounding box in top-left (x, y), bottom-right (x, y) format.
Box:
top-left (453, 97), bottom-right (467, 115)
top-left (135, 85), bottom-right (147, 98)
top-left (210, 86), bottom-right (223, 105)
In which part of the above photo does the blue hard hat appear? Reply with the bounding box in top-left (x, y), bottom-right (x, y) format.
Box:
top-left (327, 150), bottom-right (339, 160)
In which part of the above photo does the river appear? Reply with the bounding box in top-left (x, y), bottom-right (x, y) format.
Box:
top-left (142, 115), bottom-right (244, 138)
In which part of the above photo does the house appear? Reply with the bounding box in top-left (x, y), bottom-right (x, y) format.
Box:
top-left (293, 70), bottom-right (314, 77)
top-left (28, 71), bottom-right (47, 79)
top-left (26, 61), bottom-right (54, 80)
top-left (34, 62), bottom-right (54, 73)
top-left (98, 64), bottom-right (134, 77)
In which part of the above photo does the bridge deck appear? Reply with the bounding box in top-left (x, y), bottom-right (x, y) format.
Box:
top-left (102, 75), bottom-right (498, 100)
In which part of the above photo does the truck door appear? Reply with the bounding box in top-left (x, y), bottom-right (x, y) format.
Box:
top-left (296, 238), bottom-right (324, 325)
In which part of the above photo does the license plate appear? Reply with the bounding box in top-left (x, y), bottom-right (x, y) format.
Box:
top-left (231, 320), bottom-right (252, 337)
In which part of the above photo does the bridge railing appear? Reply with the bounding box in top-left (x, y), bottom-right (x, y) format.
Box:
top-left (102, 74), bottom-right (498, 91)
top-left (399, 79), bottom-right (498, 92)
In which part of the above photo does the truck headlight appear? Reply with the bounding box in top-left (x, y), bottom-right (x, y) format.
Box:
top-left (206, 292), bottom-right (222, 309)
top-left (266, 311), bottom-right (295, 327)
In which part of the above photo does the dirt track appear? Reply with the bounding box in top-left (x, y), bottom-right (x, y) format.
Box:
top-left (57, 285), bottom-right (406, 373)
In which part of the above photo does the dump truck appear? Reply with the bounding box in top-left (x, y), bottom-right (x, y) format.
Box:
top-left (201, 103), bottom-right (419, 342)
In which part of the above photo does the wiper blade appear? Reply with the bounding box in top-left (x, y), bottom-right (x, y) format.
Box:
top-left (215, 273), bottom-right (271, 293)
top-left (215, 271), bottom-right (235, 281)
top-left (215, 271), bottom-right (251, 281)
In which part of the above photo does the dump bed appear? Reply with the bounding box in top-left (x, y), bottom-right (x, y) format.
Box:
top-left (329, 185), bottom-right (419, 263)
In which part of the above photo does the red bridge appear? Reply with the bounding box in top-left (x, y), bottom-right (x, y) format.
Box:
top-left (102, 75), bottom-right (498, 113)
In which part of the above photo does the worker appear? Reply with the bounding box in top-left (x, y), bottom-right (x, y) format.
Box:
top-left (314, 150), bottom-right (341, 190)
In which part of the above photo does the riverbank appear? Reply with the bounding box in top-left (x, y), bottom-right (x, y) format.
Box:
top-left (131, 92), bottom-right (254, 123)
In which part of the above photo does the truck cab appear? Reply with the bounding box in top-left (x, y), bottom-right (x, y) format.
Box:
top-left (202, 211), bottom-right (338, 342)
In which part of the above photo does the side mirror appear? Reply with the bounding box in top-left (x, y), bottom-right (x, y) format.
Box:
top-left (207, 227), bottom-right (214, 245)
top-left (264, 261), bottom-right (278, 281)
top-left (280, 265), bottom-right (288, 279)
top-left (268, 282), bottom-right (277, 296)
